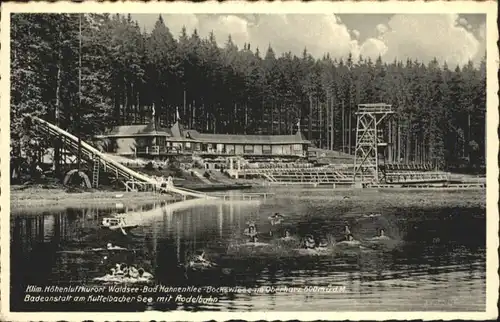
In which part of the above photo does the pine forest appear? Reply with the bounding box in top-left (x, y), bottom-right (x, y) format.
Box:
top-left (10, 14), bottom-right (487, 172)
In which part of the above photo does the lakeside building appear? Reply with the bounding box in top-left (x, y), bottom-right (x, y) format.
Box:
top-left (95, 112), bottom-right (311, 169)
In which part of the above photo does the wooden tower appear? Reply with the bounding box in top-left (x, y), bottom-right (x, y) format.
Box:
top-left (353, 103), bottom-right (395, 184)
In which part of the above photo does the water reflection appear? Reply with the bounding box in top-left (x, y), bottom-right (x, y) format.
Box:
top-left (10, 193), bottom-right (486, 312)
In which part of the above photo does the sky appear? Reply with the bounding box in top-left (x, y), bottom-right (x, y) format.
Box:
top-left (131, 13), bottom-right (486, 67)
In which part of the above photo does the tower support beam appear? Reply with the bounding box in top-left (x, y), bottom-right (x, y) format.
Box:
top-left (353, 103), bottom-right (395, 184)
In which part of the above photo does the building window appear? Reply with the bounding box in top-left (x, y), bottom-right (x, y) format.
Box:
top-left (226, 144), bottom-right (235, 155)
top-left (185, 142), bottom-right (191, 148)
top-left (244, 145), bottom-right (254, 154)
top-left (293, 144), bottom-right (302, 151)
top-left (157, 137), bottom-right (166, 146)
top-left (235, 145), bottom-right (244, 155)
top-left (262, 145), bottom-right (271, 154)
top-left (272, 145), bottom-right (283, 155)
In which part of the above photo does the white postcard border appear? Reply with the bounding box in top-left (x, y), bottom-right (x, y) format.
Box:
top-left (1, 1), bottom-right (498, 321)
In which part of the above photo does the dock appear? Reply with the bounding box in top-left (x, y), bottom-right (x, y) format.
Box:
top-left (210, 192), bottom-right (275, 201)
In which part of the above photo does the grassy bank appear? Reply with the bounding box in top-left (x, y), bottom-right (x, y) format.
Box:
top-left (10, 184), bottom-right (487, 216)
top-left (10, 186), bottom-right (180, 213)
top-left (264, 186), bottom-right (487, 209)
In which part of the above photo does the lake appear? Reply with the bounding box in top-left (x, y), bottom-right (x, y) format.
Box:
top-left (10, 189), bottom-right (486, 312)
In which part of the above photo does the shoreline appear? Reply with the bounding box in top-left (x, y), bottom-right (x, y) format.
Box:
top-left (10, 187), bottom-right (180, 214)
top-left (9, 184), bottom-right (486, 215)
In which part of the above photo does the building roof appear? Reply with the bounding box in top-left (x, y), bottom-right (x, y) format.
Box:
top-left (186, 130), bottom-right (309, 145)
top-left (170, 122), bottom-right (198, 142)
top-left (97, 120), bottom-right (310, 145)
top-left (97, 123), bottom-right (172, 138)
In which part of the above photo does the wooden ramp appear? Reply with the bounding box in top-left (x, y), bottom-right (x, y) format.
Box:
top-left (30, 115), bottom-right (216, 200)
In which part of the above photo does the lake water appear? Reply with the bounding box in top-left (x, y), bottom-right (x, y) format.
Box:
top-left (10, 189), bottom-right (486, 312)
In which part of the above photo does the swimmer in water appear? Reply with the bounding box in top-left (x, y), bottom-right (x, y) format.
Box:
top-left (245, 222), bottom-right (259, 242)
top-left (114, 263), bottom-right (124, 276)
top-left (371, 228), bottom-right (390, 240)
top-left (121, 263), bottom-right (129, 276)
top-left (128, 266), bottom-right (139, 278)
top-left (318, 238), bottom-right (329, 249)
top-left (189, 250), bottom-right (214, 268)
top-left (269, 213), bottom-right (284, 225)
top-left (188, 251), bottom-right (208, 270)
top-left (362, 213), bottom-right (382, 219)
top-left (194, 250), bottom-right (209, 263)
top-left (284, 230), bottom-right (292, 238)
top-left (304, 235), bottom-right (316, 249)
top-left (106, 243), bottom-right (127, 250)
top-left (249, 234), bottom-right (258, 243)
top-left (138, 268), bottom-right (153, 279)
top-left (246, 221), bottom-right (258, 234)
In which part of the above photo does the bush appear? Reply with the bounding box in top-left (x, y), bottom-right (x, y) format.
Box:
top-left (144, 162), bottom-right (154, 170)
top-left (193, 160), bottom-right (202, 169)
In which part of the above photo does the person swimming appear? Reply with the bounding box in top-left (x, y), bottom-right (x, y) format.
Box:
top-left (193, 250), bottom-right (209, 263)
top-left (318, 238), bottom-right (329, 249)
top-left (362, 213), bottom-right (382, 219)
top-left (304, 235), bottom-right (316, 249)
top-left (188, 250), bottom-right (216, 269)
top-left (370, 228), bottom-right (390, 240)
top-left (245, 221), bottom-right (258, 234)
top-left (106, 243), bottom-right (127, 250)
top-left (245, 222), bottom-right (259, 242)
top-left (269, 213), bottom-right (284, 225)
top-left (250, 235), bottom-right (259, 243)
top-left (121, 263), bottom-right (129, 276)
top-left (113, 263), bottom-right (124, 276)
top-left (249, 225), bottom-right (257, 235)
top-left (137, 268), bottom-right (153, 279)
top-left (128, 266), bottom-right (139, 278)
top-left (280, 229), bottom-right (295, 241)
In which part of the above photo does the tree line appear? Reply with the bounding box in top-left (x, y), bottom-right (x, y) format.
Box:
top-left (11, 13), bottom-right (486, 171)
